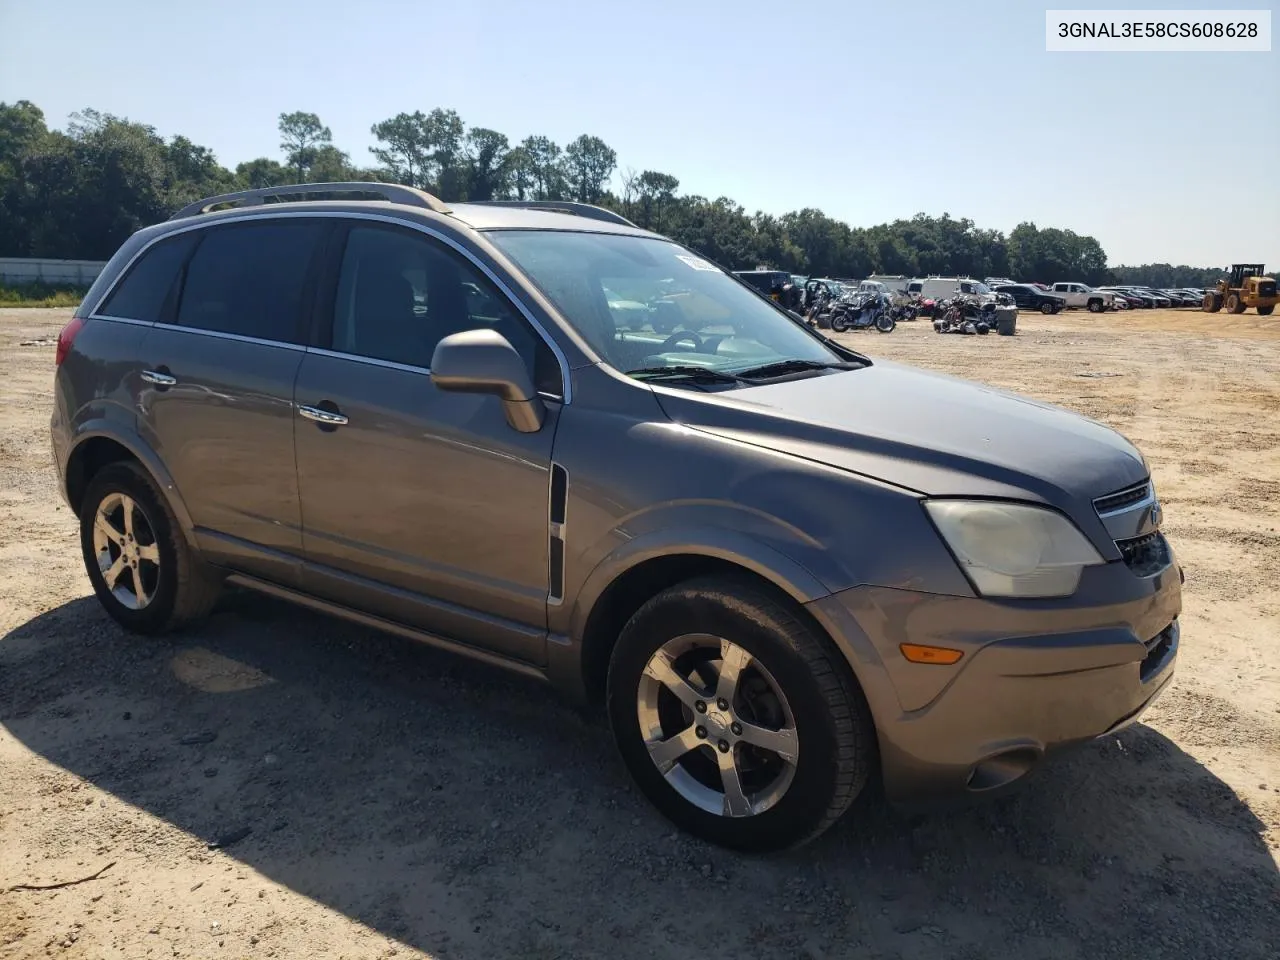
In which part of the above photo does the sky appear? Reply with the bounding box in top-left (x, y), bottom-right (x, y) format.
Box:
top-left (2, 0), bottom-right (1276, 267)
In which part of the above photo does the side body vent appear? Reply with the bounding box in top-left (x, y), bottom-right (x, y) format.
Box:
top-left (548, 463), bottom-right (568, 603)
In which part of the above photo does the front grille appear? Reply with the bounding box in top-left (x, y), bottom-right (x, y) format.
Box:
top-left (1094, 481), bottom-right (1150, 515)
top-left (1118, 531), bottom-right (1171, 578)
top-left (1259, 281), bottom-right (1276, 298)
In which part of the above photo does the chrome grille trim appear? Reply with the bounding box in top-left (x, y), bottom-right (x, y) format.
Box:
top-left (1094, 481), bottom-right (1151, 515)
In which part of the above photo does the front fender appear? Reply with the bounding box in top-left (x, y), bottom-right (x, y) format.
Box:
top-left (567, 518), bottom-right (834, 642)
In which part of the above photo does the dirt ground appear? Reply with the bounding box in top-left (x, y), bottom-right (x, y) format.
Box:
top-left (2, 306), bottom-right (1277, 960)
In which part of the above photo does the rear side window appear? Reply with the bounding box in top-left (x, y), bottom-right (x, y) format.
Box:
top-left (176, 220), bottom-right (324, 343)
top-left (96, 233), bottom-right (199, 322)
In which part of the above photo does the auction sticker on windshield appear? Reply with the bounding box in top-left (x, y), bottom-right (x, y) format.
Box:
top-left (676, 254), bottom-right (719, 271)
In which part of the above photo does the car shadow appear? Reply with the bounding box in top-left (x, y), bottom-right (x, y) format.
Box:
top-left (2, 592), bottom-right (1277, 960)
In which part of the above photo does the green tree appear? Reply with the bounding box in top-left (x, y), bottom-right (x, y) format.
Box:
top-left (463, 127), bottom-right (510, 201)
top-left (562, 134), bottom-right (617, 203)
top-left (633, 170), bottom-right (679, 229)
top-left (369, 111), bottom-right (434, 188)
top-left (236, 157), bottom-right (292, 189)
top-left (503, 145), bottom-right (535, 200)
top-left (278, 111), bottom-right (332, 181)
top-left (521, 135), bottom-right (565, 200)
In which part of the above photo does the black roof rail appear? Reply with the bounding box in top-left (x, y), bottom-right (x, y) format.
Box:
top-left (169, 181), bottom-right (450, 220)
top-left (462, 199), bottom-right (638, 228)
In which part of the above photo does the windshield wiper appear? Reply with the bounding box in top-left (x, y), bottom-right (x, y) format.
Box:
top-left (732, 358), bottom-right (861, 380)
top-left (626, 365), bottom-right (744, 384)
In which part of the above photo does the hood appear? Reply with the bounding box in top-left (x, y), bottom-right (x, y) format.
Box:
top-left (653, 360), bottom-right (1148, 505)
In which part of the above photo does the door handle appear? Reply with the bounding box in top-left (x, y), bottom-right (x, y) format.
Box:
top-left (141, 369), bottom-right (177, 386)
top-left (297, 404), bottom-right (349, 426)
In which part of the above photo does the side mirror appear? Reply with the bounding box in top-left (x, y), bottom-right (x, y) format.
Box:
top-left (430, 329), bottom-right (546, 433)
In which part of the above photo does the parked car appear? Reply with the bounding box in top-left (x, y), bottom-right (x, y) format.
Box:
top-left (1129, 288), bottom-right (1172, 308)
top-left (1049, 282), bottom-right (1115, 313)
top-left (905, 277), bottom-right (993, 301)
top-left (1159, 289), bottom-right (1198, 307)
top-left (1100, 287), bottom-right (1152, 308)
top-left (52, 182), bottom-right (1181, 852)
top-left (993, 284), bottom-right (1067, 314)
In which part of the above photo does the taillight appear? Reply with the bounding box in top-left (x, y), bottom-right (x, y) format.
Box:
top-left (55, 317), bottom-right (85, 367)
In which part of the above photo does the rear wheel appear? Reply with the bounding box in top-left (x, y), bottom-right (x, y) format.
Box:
top-left (830, 314), bottom-right (851, 333)
top-left (607, 576), bottom-right (874, 852)
top-left (1259, 305), bottom-right (1275, 316)
top-left (79, 462), bottom-right (222, 634)
top-left (1087, 299), bottom-right (1104, 313)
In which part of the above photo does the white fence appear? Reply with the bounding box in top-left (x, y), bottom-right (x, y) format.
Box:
top-left (0, 258), bottom-right (107, 286)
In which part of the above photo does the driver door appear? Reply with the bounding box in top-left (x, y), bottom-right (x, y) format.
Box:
top-left (293, 221), bottom-right (564, 664)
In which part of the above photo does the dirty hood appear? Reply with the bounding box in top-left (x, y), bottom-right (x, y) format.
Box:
top-left (653, 359), bottom-right (1149, 504)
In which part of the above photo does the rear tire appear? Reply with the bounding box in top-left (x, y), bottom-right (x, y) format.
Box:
top-left (1259, 305), bottom-right (1275, 316)
top-left (1087, 299), bottom-right (1104, 313)
top-left (606, 576), bottom-right (874, 852)
top-left (79, 462), bottom-right (222, 635)
top-left (830, 314), bottom-right (851, 333)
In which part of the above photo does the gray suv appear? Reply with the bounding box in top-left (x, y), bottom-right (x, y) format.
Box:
top-left (51, 183), bottom-right (1181, 851)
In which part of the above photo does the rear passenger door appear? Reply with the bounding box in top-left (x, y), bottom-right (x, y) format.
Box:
top-left (136, 217), bottom-right (330, 587)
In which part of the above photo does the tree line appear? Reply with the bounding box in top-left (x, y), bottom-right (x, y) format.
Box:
top-left (0, 100), bottom-right (1235, 287)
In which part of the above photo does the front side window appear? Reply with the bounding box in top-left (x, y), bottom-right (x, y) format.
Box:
top-left (331, 225), bottom-right (560, 394)
top-left (488, 231), bottom-right (842, 381)
top-left (97, 232), bottom-right (199, 322)
top-left (176, 220), bottom-right (324, 343)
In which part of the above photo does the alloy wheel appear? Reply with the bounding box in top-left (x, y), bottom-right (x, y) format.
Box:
top-left (636, 634), bottom-right (799, 818)
top-left (92, 492), bottom-right (160, 610)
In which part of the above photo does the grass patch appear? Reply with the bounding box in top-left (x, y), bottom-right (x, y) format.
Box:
top-left (0, 282), bottom-right (89, 308)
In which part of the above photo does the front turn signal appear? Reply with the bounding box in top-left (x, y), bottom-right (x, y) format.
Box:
top-left (900, 643), bottom-right (964, 665)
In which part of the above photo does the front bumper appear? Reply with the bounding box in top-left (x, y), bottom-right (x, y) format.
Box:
top-left (806, 558), bottom-right (1182, 802)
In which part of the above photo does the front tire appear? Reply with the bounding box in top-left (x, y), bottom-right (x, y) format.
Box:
top-left (1040, 301), bottom-right (1056, 314)
top-left (79, 462), bottom-right (222, 634)
top-left (830, 314), bottom-right (851, 333)
top-left (875, 313), bottom-right (896, 333)
top-left (1227, 293), bottom-right (1246, 314)
top-left (606, 576), bottom-right (874, 852)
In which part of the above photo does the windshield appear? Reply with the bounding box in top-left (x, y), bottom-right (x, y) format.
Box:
top-left (489, 231), bottom-right (842, 378)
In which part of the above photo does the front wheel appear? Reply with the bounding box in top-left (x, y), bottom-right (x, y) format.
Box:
top-left (1226, 293), bottom-right (1245, 314)
top-left (607, 577), bottom-right (874, 852)
top-left (80, 462), bottom-right (222, 634)
top-left (875, 313), bottom-right (896, 332)
top-left (830, 314), bottom-right (851, 333)
top-left (1040, 301), bottom-right (1056, 314)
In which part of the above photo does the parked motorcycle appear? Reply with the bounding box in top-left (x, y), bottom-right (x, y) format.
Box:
top-left (828, 291), bottom-right (896, 333)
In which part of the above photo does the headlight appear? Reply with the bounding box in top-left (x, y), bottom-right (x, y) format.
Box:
top-left (924, 500), bottom-right (1104, 598)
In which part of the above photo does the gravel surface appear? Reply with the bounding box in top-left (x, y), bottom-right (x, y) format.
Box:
top-left (2, 306), bottom-right (1278, 959)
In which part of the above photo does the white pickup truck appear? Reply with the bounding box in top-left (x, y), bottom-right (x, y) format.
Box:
top-left (1049, 282), bottom-right (1115, 313)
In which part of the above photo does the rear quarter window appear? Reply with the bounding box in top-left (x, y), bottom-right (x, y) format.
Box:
top-left (96, 233), bottom-right (200, 322)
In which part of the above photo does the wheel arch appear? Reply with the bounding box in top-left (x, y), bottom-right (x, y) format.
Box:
top-left (65, 426), bottom-right (198, 548)
top-left (553, 532), bottom-right (849, 708)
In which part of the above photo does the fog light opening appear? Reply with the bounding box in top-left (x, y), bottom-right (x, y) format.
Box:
top-left (966, 747), bottom-right (1041, 792)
